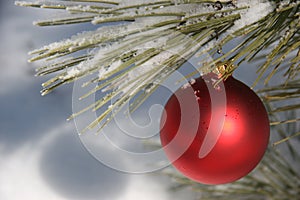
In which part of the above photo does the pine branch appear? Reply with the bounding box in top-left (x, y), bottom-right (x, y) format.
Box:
top-left (16, 0), bottom-right (300, 197)
top-left (16, 0), bottom-right (300, 139)
top-left (257, 78), bottom-right (300, 145)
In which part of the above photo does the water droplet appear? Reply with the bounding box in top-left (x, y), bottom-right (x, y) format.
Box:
top-left (194, 90), bottom-right (200, 95)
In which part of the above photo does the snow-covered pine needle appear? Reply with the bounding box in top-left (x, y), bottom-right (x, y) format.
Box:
top-left (16, 0), bottom-right (299, 134)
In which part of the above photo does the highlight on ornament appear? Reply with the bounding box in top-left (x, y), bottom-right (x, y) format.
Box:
top-left (160, 69), bottom-right (270, 185)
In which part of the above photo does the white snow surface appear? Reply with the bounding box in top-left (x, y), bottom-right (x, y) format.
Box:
top-left (230, 0), bottom-right (274, 33)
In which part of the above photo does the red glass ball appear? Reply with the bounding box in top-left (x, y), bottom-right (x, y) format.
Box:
top-left (160, 74), bottom-right (270, 185)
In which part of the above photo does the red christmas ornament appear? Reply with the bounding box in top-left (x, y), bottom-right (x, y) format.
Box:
top-left (160, 73), bottom-right (270, 185)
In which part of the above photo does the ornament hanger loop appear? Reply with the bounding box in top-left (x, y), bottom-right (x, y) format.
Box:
top-left (213, 61), bottom-right (236, 80)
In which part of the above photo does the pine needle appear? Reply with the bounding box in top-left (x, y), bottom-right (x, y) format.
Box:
top-left (16, 0), bottom-right (300, 136)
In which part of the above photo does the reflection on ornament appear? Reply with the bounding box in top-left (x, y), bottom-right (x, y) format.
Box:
top-left (160, 73), bottom-right (270, 185)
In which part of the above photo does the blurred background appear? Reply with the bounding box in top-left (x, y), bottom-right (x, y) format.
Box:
top-left (0, 1), bottom-right (273, 200)
top-left (0, 1), bottom-right (199, 199)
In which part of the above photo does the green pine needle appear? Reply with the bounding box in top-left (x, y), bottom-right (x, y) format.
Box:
top-left (16, 0), bottom-right (299, 139)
